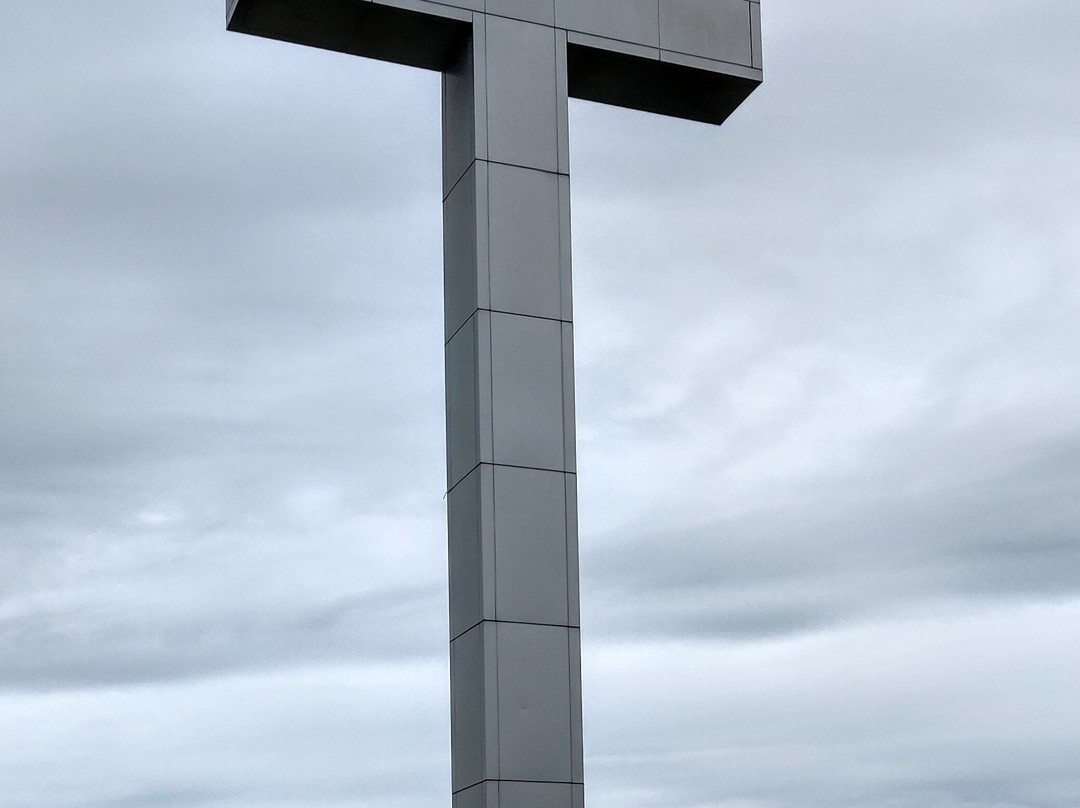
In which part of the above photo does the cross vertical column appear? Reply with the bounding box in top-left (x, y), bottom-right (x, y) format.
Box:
top-left (226, 2), bottom-right (762, 805)
top-left (442, 11), bottom-right (583, 808)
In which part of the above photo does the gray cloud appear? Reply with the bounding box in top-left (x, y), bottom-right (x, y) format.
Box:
top-left (0, 585), bottom-right (446, 690)
top-left (584, 431), bottom-right (1080, 640)
top-left (3, 0), bottom-right (1079, 807)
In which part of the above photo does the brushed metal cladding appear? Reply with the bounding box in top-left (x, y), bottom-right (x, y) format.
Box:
top-left (442, 34), bottom-right (481, 195)
top-left (229, 0), bottom-right (761, 126)
top-left (486, 0), bottom-right (555, 26)
top-left (560, 320), bottom-right (577, 468)
top-left (439, 18), bottom-right (582, 799)
top-left (486, 163), bottom-right (564, 321)
top-left (445, 159), bottom-right (572, 335)
top-left (450, 624), bottom-right (487, 789)
top-left (455, 782), bottom-right (509, 808)
top-left (495, 623), bottom-right (575, 783)
top-left (443, 163), bottom-right (481, 338)
top-left (493, 466), bottom-right (570, 626)
top-left (750, 0), bottom-right (762, 68)
top-left (555, 0), bottom-right (660, 47)
top-left (447, 466), bottom-right (484, 638)
top-left (483, 15), bottom-right (561, 172)
top-left (500, 782), bottom-right (577, 808)
top-left (564, 474), bottom-right (580, 626)
top-left (453, 783), bottom-right (486, 808)
top-left (445, 316), bottom-right (480, 488)
top-left (572, 785), bottom-right (585, 808)
top-left (450, 464), bottom-right (574, 636)
top-left (489, 312), bottom-right (568, 472)
top-left (451, 622), bottom-right (579, 790)
top-left (568, 626), bottom-right (584, 783)
top-left (567, 43), bottom-right (758, 126)
top-left (660, 0), bottom-right (753, 64)
top-left (228, 0), bottom-right (471, 70)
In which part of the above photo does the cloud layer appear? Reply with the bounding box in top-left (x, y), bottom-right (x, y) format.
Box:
top-left (2, 1), bottom-right (1079, 807)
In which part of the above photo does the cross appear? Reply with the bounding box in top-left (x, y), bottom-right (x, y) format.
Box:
top-left (226, 2), bottom-right (761, 806)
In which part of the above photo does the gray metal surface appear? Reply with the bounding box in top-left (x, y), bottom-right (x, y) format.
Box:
top-left (228, 0), bottom-right (762, 124)
top-left (492, 466), bottom-right (570, 625)
top-left (226, 2), bottom-right (761, 806)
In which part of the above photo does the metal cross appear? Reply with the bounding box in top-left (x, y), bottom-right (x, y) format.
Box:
top-left (226, 2), bottom-right (761, 806)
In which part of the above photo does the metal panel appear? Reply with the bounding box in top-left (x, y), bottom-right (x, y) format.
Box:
top-left (560, 322), bottom-right (577, 471)
top-left (500, 782), bottom-right (575, 808)
top-left (443, 35), bottom-right (482, 195)
top-left (493, 466), bottom-right (569, 626)
top-left (750, 0), bottom-right (762, 69)
top-left (450, 624), bottom-right (486, 790)
top-left (487, 163), bottom-right (564, 321)
top-left (486, 0), bottom-right (555, 26)
top-left (572, 785), bottom-right (585, 808)
top-left (453, 782), bottom-right (487, 808)
top-left (555, 29), bottom-right (571, 174)
top-left (228, 0), bottom-right (471, 70)
top-left (448, 467), bottom-right (484, 638)
top-left (489, 312), bottom-right (566, 472)
top-left (443, 163), bottom-right (481, 340)
top-left (475, 309), bottom-right (494, 465)
top-left (495, 623), bottom-right (573, 783)
top-left (446, 316), bottom-right (480, 488)
top-left (568, 626), bottom-right (584, 783)
top-left (660, 0), bottom-right (753, 65)
top-left (555, 0), bottom-right (660, 47)
top-left (659, 47), bottom-right (761, 81)
top-left (481, 620), bottom-right (501, 781)
top-left (558, 176), bottom-right (574, 320)
top-left (564, 475), bottom-right (580, 627)
top-left (483, 15), bottom-right (561, 172)
top-left (567, 39), bottom-right (759, 125)
top-left (232, 0), bottom-right (761, 127)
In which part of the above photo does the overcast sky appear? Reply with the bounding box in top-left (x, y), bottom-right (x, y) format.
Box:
top-left (3, 2), bottom-right (1079, 807)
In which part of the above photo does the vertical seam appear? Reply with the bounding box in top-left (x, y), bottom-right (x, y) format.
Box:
top-left (482, 12), bottom-right (491, 171)
top-left (566, 625), bottom-right (575, 780)
top-left (747, 0), bottom-right (753, 67)
top-left (491, 464), bottom-right (498, 623)
top-left (487, 311), bottom-right (495, 467)
top-left (564, 472), bottom-right (572, 629)
top-left (492, 621), bottom-right (502, 783)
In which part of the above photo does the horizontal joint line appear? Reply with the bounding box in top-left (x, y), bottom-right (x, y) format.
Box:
top-left (445, 308), bottom-right (573, 345)
top-left (444, 158), bottom-right (569, 200)
top-left (451, 618), bottom-right (580, 643)
top-left (446, 462), bottom-right (576, 496)
top-left (443, 158), bottom-right (477, 202)
top-left (453, 779), bottom-right (583, 795)
top-left (479, 158), bottom-right (568, 178)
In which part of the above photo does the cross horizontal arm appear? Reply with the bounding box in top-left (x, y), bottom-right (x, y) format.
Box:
top-left (227, 0), bottom-right (761, 125)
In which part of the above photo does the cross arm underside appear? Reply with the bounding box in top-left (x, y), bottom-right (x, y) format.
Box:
top-left (227, 0), bottom-right (762, 125)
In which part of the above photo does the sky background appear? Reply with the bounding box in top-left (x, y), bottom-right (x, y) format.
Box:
top-left (2, 2), bottom-right (1079, 807)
